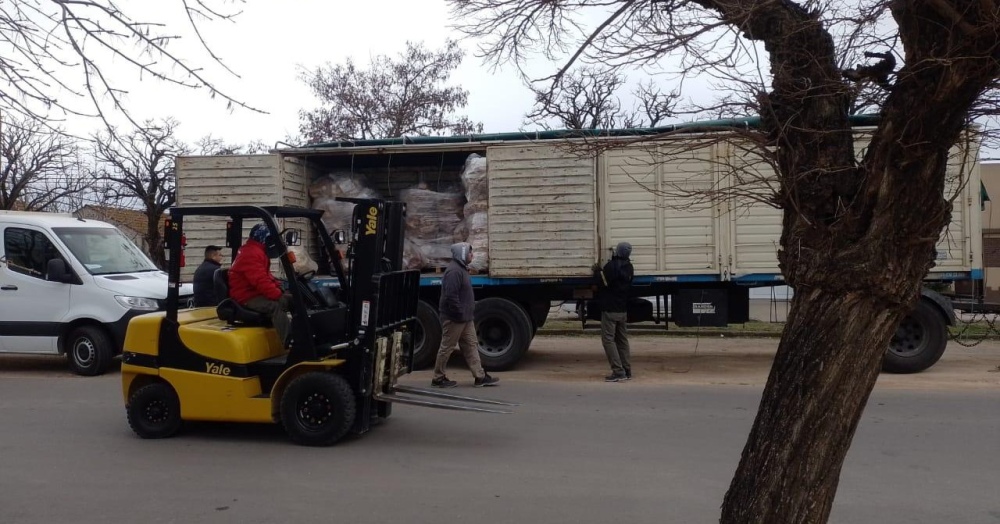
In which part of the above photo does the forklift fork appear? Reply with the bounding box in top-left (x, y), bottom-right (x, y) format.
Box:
top-left (376, 385), bottom-right (517, 414)
top-left (373, 333), bottom-right (517, 414)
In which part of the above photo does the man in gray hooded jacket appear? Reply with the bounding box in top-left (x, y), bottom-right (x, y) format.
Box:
top-left (431, 242), bottom-right (500, 388)
top-left (596, 242), bottom-right (634, 382)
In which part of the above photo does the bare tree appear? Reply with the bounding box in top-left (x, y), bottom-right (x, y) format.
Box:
top-left (298, 40), bottom-right (484, 143)
top-left (194, 134), bottom-right (269, 155)
top-left (0, 114), bottom-right (86, 210)
top-left (0, 1), bottom-right (261, 130)
top-left (92, 118), bottom-right (189, 268)
top-left (450, 1), bottom-right (999, 522)
top-left (526, 67), bottom-right (679, 129)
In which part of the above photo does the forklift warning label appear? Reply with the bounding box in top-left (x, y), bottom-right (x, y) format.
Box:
top-left (361, 300), bottom-right (371, 326)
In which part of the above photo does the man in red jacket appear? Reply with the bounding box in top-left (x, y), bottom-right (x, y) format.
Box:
top-left (228, 223), bottom-right (291, 346)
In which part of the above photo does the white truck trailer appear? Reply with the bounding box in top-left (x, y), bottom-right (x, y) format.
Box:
top-left (175, 117), bottom-right (982, 374)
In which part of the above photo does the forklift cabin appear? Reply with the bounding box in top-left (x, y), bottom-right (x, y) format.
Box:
top-left (120, 200), bottom-right (512, 447)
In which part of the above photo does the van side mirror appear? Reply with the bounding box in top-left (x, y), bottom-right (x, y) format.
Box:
top-left (332, 230), bottom-right (347, 245)
top-left (46, 259), bottom-right (73, 283)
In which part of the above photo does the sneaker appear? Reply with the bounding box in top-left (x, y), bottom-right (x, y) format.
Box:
top-left (432, 376), bottom-right (457, 388)
top-left (605, 373), bottom-right (626, 382)
top-left (625, 370), bottom-right (632, 380)
top-left (474, 373), bottom-right (499, 387)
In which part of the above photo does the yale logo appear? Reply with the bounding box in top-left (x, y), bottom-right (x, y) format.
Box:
top-left (365, 206), bottom-right (378, 235)
top-left (205, 362), bottom-right (231, 376)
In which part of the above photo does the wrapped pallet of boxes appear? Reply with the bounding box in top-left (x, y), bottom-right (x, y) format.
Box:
top-left (399, 185), bottom-right (465, 270)
top-left (309, 173), bottom-right (381, 270)
top-left (460, 153), bottom-right (489, 272)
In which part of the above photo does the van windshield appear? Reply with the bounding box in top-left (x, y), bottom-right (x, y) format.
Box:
top-left (52, 227), bottom-right (158, 275)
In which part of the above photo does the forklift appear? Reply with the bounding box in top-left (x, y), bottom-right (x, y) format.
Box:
top-left (120, 198), bottom-right (514, 446)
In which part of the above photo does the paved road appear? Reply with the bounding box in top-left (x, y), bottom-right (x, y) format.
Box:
top-left (0, 364), bottom-right (997, 524)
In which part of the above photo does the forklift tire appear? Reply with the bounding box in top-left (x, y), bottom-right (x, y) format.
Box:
top-left (412, 300), bottom-right (442, 370)
top-left (127, 382), bottom-right (182, 439)
top-left (66, 325), bottom-right (114, 376)
top-left (280, 372), bottom-right (356, 447)
top-left (883, 299), bottom-right (948, 374)
top-left (475, 297), bottom-right (533, 372)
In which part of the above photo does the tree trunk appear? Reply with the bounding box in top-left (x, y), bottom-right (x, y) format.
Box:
top-left (720, 288), bottom-right (907, 522)
top-left (147, 214), bottom-right (165, 269)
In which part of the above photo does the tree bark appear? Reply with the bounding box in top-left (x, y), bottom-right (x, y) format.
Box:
top-left (721, 290), bottom-right (902, 522)
top-left (717, 1), bottom-right (1000, 522)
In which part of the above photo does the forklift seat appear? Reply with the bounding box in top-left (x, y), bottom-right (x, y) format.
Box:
top-left (213, 268), bottom-right (271, 327)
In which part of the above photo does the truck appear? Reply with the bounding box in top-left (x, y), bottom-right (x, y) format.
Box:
top-left (174, 116), bottom-right (983, 375)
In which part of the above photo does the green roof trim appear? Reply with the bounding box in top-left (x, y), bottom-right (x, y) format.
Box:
top-left (291, 114), bottom-right (882, 150)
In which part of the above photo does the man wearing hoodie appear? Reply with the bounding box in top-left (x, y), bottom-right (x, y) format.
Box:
top-left (596, 242), bottom-right (635, 382)
top-left (431, 242), bottom-right (500, 388)
top-left (228, 223), bottom-right (292, 347)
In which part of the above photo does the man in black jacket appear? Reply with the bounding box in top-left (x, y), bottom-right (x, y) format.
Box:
top-left (596, 242), bottom-right (634, 382)
top-left (192, 245), bottom-right (223, 307)
top-left (431, 242), bottom-right (500, 388)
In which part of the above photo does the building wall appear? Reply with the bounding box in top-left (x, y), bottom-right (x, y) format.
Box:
top-left (979, 162), bottom-right (1000, 300)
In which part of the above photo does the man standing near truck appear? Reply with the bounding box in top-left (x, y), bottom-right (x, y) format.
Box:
top-left (192, 245), bottom-right (223, 307)
top-left (596, 242), bottom-right (634, 382)
top-left (432, 242), bottom-right (500, 388)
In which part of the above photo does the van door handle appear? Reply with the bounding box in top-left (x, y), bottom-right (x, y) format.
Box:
top-left (1, 285), bottom-right (17, 290)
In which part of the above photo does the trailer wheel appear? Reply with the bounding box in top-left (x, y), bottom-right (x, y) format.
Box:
top-left (411, 300), bottom-right (441, 370)
top-left (127, 382), bottom-right (182, 439)
top-left (66, 325), bottom-right (114, 376)
top-left (475, 297), bottom-right (533, 371)
top-left (280, 372), bottom-right (356, 447)
top-left (883, 299), bottom-right (948, 374)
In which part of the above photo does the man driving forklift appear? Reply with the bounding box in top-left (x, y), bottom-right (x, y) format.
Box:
top-left (228, 223), bottom-right (292, 347)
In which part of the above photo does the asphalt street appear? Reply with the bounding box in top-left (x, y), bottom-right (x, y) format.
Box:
top-left (0, 364), bottom-right (997, 524)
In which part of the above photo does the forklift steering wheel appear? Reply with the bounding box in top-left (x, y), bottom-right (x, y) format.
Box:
top-left (292, 271), bottom-right (322, 309)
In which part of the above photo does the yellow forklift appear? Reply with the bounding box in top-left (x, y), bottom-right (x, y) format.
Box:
top-left (120, 199), bottom-right (513, 446)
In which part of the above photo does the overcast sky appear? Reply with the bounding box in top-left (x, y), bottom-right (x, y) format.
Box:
top-left (53, 0), bottom-right (587, 147)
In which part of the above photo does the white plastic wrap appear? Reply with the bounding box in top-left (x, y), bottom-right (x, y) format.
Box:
top-left (400, 187), bottom-right (464, 269)
top-left (461, 154), bottom-right (490, 271)
top-left (309, 173), bottom-right (381, 236)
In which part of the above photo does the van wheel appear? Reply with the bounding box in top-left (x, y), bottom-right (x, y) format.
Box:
top-left (280, 372), bottom-right (356, 447)
top-left (411, 300), bottom-right (442, 370)
top-left (475, 297), bottom-right (533, 372)
top-left (127, 382), bottom-right (182, 439)
top-left (66, 326), bottom-right (113, 376)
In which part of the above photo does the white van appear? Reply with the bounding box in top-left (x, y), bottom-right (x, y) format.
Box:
top-left (0, 211), bottom-right (193, 375)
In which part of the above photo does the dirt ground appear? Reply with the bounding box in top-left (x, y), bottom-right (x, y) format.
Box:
top-left (473, 334), bottom-right (1000, 391)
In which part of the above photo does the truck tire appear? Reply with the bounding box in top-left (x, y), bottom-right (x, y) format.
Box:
top-left (883, 299), bottom-right (947, 374)
top-left (280, 372), bottom-right (356, 447)
top-left (66, 325), bottom-right (114, 376)
top-left (475, 297), bottom-right (533, 372)
top-left (412, 300), bottom-right (441, 370)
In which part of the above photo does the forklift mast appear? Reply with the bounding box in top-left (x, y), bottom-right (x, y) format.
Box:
top-left (336, 198), bottom-right (421, 432)
top-left (338, 198), bottom-right (407, 337)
